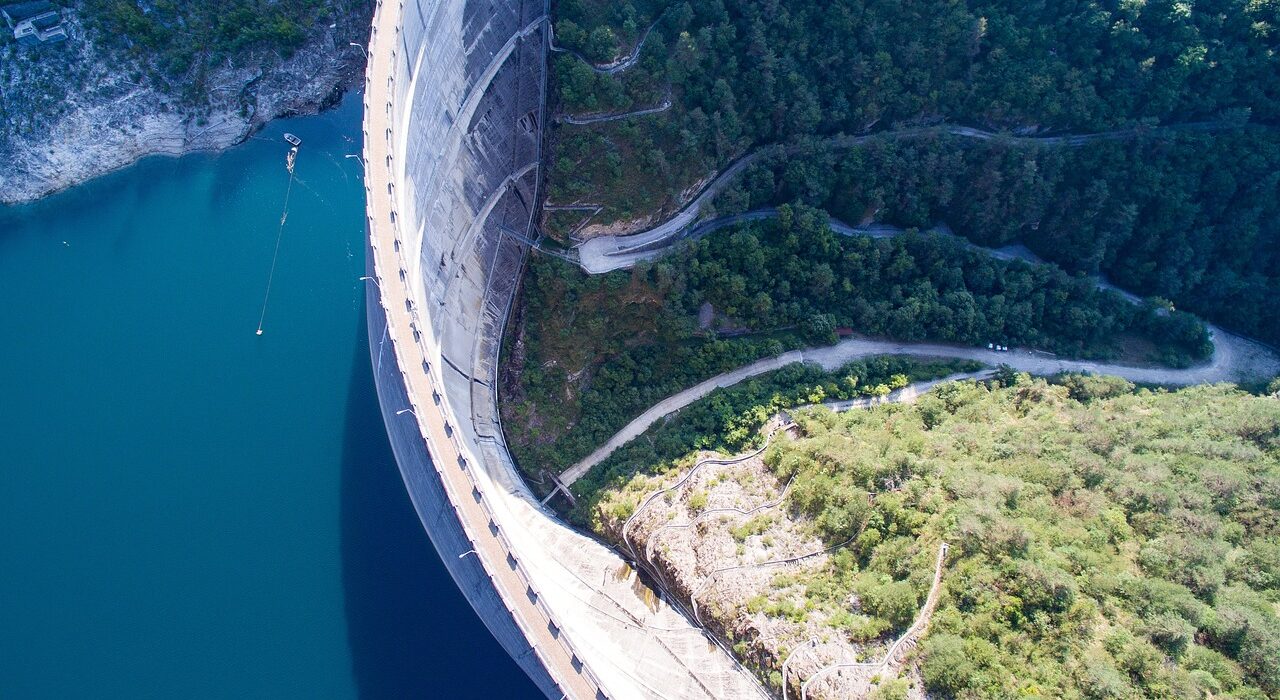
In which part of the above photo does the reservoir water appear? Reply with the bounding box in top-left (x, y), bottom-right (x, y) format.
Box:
top-left (0, 92), bottom-right (539, 698)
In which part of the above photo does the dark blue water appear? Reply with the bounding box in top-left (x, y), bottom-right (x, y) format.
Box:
top-left (0, 92), bottom-right (539, 699)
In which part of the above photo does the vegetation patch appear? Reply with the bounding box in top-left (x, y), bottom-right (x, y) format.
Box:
top-left (572, 355), bottom-right (979, 524)
top-left (503, 205), bottom-right (1210, 488)
top-left (81, 0), bottom-right (361, 104)
top-left (590, 375), bottom-right (1280, 698)
top-left (500, 253), bottom-right (802, 483)
top-left (552, 0), bottom-right (668, 64)
top-left (547, 113), bottom-right (711, 228)
top-left (545, 0), bottom-right (1280, 347)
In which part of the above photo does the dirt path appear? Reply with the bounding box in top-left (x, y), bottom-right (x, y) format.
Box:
top-left (798, 543), bottom-right (951, 699)
top-left (549, 17), bottom-right (662, 75)
top-left (560, 98), bottom-right (672, 125)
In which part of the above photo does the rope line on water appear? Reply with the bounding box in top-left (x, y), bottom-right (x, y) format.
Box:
top-left (256, 165), bottom-right (295, 336)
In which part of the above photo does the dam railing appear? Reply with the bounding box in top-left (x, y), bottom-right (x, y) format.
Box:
top-left (361, 2), bottom-right (607, 697)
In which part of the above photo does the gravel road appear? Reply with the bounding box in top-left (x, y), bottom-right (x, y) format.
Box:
top-left (561, 330), bottom-right (1279, 486)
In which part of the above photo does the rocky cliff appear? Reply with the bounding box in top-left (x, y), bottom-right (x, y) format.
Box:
top-left (599, 438), bottom-right (933, 699)
top-left (0, 6), bottom-right (369, 205)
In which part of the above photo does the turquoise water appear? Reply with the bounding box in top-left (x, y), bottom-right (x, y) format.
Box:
top-left (0, 93), bottom-right (538, 698)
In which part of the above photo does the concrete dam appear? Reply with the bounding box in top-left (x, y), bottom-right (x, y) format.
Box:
top-left (360, 0), bottom-right (768, 697)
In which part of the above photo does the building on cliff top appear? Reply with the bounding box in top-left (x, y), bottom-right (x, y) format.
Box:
top-left (2, 1), bottom-right (66, 47)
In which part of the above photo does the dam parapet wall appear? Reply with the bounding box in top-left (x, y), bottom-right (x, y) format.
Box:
top-left (363, 1), bottom-right (770, 697)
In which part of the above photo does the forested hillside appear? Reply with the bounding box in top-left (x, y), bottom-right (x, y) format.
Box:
top-left (590, 376), bottom-right (1280, 699)
top-left (533, 4), bottom-right (1280, 695)
top-left (544, 0), bottom-right (1280, 348)
top-left (718, 133), bottom-right (1280, 348)
top-left (550, 0), bottom-right (1280, 216)
top-left (79, 0), bottom-right (361, 104)
top-left (500, 213), bottom-right (1208, 480)
top-left (554, 0), bottom-right (1280, 133)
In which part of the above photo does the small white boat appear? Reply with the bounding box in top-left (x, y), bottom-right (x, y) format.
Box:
top-left (283, 133), bottom-right (302, 146)
top-left (286, 146), bottom-right (298, 174)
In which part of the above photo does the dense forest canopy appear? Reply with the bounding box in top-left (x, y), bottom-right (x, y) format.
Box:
top-left (728, 134), bottom-right (1280, 347)
top-left (555, 0), bottom-right (1280, 132)
top-left (589, 376), bottom-right (1280, 699)
top-left (502, 254), bottom-right (802, 480)
top-left (686, 204), bottom-right (1211, 361)
top-left (545, 0), bottom-right (1280, 348)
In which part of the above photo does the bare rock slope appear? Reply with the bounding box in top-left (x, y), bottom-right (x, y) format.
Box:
top-left (603, 438), bottom-right (941, 699)
top-left (0, 10), bottom-right (367, 204)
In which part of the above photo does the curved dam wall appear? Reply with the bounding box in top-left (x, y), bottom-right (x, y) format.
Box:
top-left (362, 1), bottom-right (770, 697)
top-left (393, 0), bottom-right (546, 460)
top-left (364, 250), bottom-right (559, 695)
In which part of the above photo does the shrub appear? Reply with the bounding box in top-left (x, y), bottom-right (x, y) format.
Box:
top-left (921, 634), bottom-right (981, 696)
top-left (858, 577), bottom-right (918, 629)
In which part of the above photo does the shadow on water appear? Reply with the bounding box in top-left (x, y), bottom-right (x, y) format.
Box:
top-left (339, 307), bottom-right (542, 699)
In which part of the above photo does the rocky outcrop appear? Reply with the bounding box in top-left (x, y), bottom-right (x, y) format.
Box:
top-left (0, 11), bottom-right (368, 204)
top-left (607, 448), bottom-right (897, 699)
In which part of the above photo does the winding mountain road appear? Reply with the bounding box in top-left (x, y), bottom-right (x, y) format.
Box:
top-left (560, 192), bottom-right (1280, 489)
top-left (577, 122), bottom-right (1239, 273)
top-left (561, 330), bottom-right (1278, 487)
top-left (553, 118), bottom-right (1279, 491)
